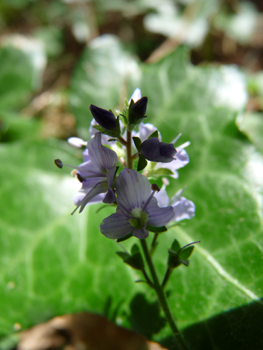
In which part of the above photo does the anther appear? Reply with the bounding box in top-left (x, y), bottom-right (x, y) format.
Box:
top-left (151, 184), bottom-right (160, 192)
top-left (77, 173), bottom-right (86, 183)
top-left (54, 159), bottom-right (63, 169)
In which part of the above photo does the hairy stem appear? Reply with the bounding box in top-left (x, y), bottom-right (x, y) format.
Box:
top-left (140, 239), bottom-right (188, 350)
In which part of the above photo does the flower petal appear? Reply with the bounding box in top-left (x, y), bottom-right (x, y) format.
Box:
top-left (90, 104), bottom-right (116, 130)
top-left (67, 137), bottom-right (87, 148)
top-left (100, 213), bottom-right (133, 239)
top-left (171, 197), bottom-right (195, 221)
top-left (155, 148), bottom-right (189, 178)
top-left (115, 169), bottom-right (151, 213)
top-left (73, 191), bottom-right (104, 206)
top-left (138, 123), bottom-right (161, 142)
top-left (147, 205), bottom-right (174, 227)
top-left (154, 189), bottom-right (170, 208)
top-left (78, 181), bottom-right (108, 213)
top-left (133, 228), bottom-right (149, 239)
top-left (141, 137), bottom-right (176, 163)
top-left (88, 133), bottom-right (118, 171)
top-left (103, 188), bottom-right (116, 203)
top-left (129, 88), bottom-right (141, 103)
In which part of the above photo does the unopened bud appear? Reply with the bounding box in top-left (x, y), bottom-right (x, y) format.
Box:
top-left (141, 138), bottom-right (177, 163)
top-left (90, 105), bottom-right (116, 130)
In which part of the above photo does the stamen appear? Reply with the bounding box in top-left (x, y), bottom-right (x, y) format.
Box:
top-left (179, 141), bottom-right (190, 149)
top-left (54, 159), bottom-right (63, 168)
top-left (77, 173), bottom-right (86, 183)
top-left (171, 186), bottom-right (187, 203)
top-left (151, 184), bottom-right (160, 192)
top-left (67, 137), bottom-right (87, 148)
top-left (142, 191), bottom-right (155, 212)
top-left (171, 133), bottom-right (182, 144)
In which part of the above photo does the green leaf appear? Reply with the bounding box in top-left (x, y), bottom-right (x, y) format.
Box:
top-left (2, 39), bottom-right (263, 350)
top-left (0, 37), bottom-right (46, 110)
top-left (0, 136), bottom-right (137, 336)
top-left (237, 112), bottom-right (263, 152)
top-left (139, 48), bottom-right (263, 346)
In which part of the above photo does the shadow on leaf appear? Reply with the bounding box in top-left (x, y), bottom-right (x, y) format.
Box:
top-left (129, 293), bottom-right (166, 339)
top-left (161, 299), bottom-right (263, 350)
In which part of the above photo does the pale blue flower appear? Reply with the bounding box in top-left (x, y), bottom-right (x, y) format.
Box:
top-left (155, 186), bottom-right (195, 222)
top-left (129, 88), bottom-right (142, 103)
top-left (59, 132), bottom-right (118, 213)
top-left (100, 169), bottom-right (174, 239)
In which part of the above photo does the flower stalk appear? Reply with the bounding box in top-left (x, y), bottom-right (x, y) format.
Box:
top-left (126, 124), bottom-right (188, 350)
top-left (140, 239), bottom-right (188, 350)
top-left (55, 88), bottom-right (196, 350)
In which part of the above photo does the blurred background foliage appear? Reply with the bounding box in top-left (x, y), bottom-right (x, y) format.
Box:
top-left (0, 1), bottom-right (263, 350)
top-left (1, 0), bottom-right (263, 141)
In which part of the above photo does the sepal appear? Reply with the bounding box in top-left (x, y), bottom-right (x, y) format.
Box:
top-left (116, 244), bottom-right (144, 271)
top-left (101, 116), bottom-right (121, 138)
top-left (148, 130), bottom-right (159, 139)
top-left (128, 97), bottom-right (148, 128)
top-left (167, 239), bottom-right (199, 269)
top-left (132, 136), bottom-right (141, 152)
top-left (137, 155), bottom-right (148, 171)
top-left (146, 225), bottom-right (167, 233)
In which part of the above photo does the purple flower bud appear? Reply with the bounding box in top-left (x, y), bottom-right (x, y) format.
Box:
top-left (140, 137), bottom-right (177, 163)
top-left (90, 105), bottom-right (116, 130)
top-left (131, 97), bottom-right (148, 119)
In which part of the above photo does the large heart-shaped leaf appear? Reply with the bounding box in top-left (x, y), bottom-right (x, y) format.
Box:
top-left (1, 36), bottom-right (263, 350)
top-left (0, 37), bottom-right (46, 110)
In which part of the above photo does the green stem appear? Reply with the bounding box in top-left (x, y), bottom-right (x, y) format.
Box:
top-left (142, 268), bottom-right (154, 288)
top-left (126, 130), bottom-right (133, 169)
top-left (161, 267), bottom-right (173, 290)
top-left (140, 239), bottom-right (188, 350)
top-left (150, 232), bottom-right (159, 255)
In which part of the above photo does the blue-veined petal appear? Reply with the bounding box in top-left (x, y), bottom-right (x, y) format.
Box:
top-left (171, 197), bottom-right (195, 221)
top-left (147, 205), bottom-right (174, 227)
top-left (88, 133), bottom-right (118, 171)
top-left (100, 213), bottom-right (133, 239)
top-left (77, 181), bottom-right (108, 213)
top-left (73, 191), bottom-right (105, 206)
top-left (133, 228), bottom-right (149, 239)
top-left (129, 88), bottom-right (141, 103)
top-left (115, 169), bottom-right (151, 212)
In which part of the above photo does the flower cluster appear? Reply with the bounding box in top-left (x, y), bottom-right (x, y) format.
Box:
top-left (56, 88), bottom-right (195, 240)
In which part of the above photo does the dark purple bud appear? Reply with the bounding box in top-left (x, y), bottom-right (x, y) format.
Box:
top-left (140, 137), bottom-right (177, 163)
top-left (131, 97), bottom-right (148, 119)
top-left (90, 105), bottom-right (116, 130)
